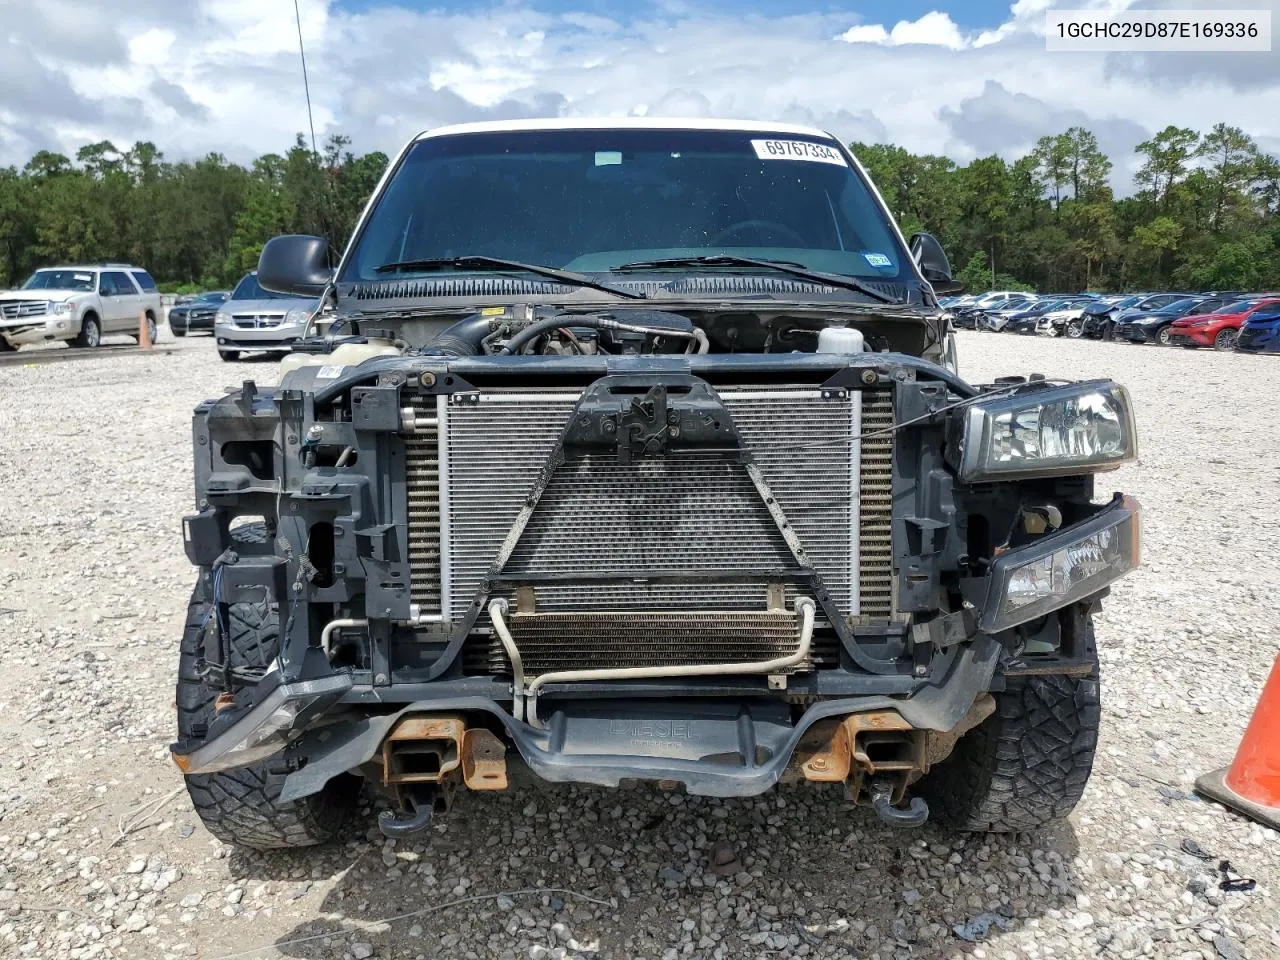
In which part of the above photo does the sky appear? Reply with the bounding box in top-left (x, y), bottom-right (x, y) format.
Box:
top-left (1, 0), bottom-right (1278, 192)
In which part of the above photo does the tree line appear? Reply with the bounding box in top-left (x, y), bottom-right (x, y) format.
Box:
top-left (0, 135), bottom-right (387, 293)
top-left (1, 124), bottom-right (1277, 294)
top-left (855, 123), bottom-right (1280, 293)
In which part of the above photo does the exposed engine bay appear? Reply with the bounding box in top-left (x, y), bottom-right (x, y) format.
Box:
top-left (313, 303), bottom-right (948, 362)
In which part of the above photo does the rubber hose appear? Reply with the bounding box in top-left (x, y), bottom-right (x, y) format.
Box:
top-left (426, 314), bottom-right (496, 356)
top-left (498, 316), bottom-right (588, 355)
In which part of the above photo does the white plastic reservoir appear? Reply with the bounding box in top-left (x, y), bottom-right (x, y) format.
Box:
top-left (816, 325), bottom-right (866, 354)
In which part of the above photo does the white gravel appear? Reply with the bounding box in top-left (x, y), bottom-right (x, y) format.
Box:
top-left (0, 331), bottom-right (1277, 960)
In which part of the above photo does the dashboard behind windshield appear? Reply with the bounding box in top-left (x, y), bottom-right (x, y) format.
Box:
top-left (341, 128), bottom-right (911, 286)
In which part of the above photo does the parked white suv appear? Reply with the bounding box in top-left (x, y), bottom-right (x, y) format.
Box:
top-left (0, 264), bottom-right (162, 351)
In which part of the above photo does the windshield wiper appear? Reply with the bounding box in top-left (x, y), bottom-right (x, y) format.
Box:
top-left (373, 255), bottom-right (645, 300)
top-left (611, 255), bottom-right (899, 304)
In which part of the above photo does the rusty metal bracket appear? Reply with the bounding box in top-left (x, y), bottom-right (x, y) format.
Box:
top-left (461, 728), bottom-right (509, 791)
top-left (381, 715), bottom-right (465, 785)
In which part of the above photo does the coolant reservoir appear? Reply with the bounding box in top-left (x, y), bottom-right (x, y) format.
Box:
top-left (279, 338), bottom-right (403, 376)
top-left (817, 324), bottom-right (865, 354)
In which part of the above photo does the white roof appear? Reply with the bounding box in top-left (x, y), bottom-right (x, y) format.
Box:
top-left (37, 264), bottom-right (141, 271)
top-left (415, 117), bottom-right (834, 141)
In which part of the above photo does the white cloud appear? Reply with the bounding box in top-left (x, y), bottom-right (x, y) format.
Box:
top-left (0, 0), bottom-right (1276, 194)
top-left (839, 11), bottom-right (965, 49)
top-left (890, 11), bottom-right (965, 49)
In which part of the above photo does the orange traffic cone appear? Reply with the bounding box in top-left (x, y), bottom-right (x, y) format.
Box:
top-left (1195, 653), bottom-right (1280, 830)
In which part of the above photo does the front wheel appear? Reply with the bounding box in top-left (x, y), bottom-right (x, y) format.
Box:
top-left (1156, 325), bottom-right (1173, 346)
top-left (1214, 328), bottom-right (1238, 351)
top-left (170, 321), bottom-right (187, 337)
top-left (71, 315), bottom-right (101, 349)
top-left (176, 529), bottom-right (359, 849)
top-left (218, 349), bottom-right (240, 362)
top-left (1065, 319), bottom-right (1084, 339)
top-left (919, 658), bottom-right (1100, 833)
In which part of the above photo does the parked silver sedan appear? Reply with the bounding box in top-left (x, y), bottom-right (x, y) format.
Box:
top-left (214, 271), bottom-right (318, 361)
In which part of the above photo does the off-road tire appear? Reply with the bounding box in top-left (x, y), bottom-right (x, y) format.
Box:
top-left (920, 662), bottom-right (1100, 833)
top-left (71, 313), bottom-right (101, 348)
top-left (176, 524), bottom-right (358, 850)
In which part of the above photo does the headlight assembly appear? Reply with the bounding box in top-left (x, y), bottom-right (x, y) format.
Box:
top-left (958, 380), bottom-right (1136, 482)
top-left (285, 307), bottom-right (311, 325)
top-left (53, 300), bottom-right (74, 315)
top-left (171, 671), bottom-right (351, 775)
top-left (979, 495), bottom-right (1141, 633)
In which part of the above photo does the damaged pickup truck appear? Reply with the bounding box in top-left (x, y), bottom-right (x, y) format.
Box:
top-left (172, 119), bottom-right (1141, 849)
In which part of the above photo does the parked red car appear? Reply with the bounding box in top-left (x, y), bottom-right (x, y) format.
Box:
top-left (1168, 297), bottom-right (1280, 351)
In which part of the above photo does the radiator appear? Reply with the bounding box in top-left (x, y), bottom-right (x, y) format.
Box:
top-left (403, 384), bottom-right (896, 670)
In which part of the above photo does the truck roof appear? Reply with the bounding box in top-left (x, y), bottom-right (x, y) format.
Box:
top-left (415, 117), bottom-right (835, 141)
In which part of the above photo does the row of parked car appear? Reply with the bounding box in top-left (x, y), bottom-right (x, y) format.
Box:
top-left (169, 272), bottom-right (318, 361)
top-left (941, 290), bottom-right (1280, 354)
top-left (0, 263), bottom-right (319, 359)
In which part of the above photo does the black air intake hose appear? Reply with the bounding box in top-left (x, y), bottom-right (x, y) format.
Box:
top-left (499, 312), bottom-right (707, 355)
top-left (425, 313), bottom-right (494, 356)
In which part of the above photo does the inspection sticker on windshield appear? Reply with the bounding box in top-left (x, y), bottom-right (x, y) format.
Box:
top-left (863, 252), bottom-right (893, 268)
top-left (750, 139), bottom-right (847, 166)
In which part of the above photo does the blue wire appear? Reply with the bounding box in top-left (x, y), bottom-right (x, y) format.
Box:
top-left (201, 566), bottom-right (226, 634)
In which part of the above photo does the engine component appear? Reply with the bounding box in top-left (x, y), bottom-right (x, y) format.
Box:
top-left (410, 386), bottom-right (875, 629)
top-left (498, 310), bottom-right (708, 355)
top-left (817, 323), bottom-right (866, 354)
top-left (423, 313), bottom-right (495, 356)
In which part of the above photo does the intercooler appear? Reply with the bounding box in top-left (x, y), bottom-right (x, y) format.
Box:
top-left (403, 385), bottom-right (896, 675)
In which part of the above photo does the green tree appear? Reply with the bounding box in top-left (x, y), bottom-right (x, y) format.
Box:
top-left (1197, 123), bottom-right (1259, 230)
top-left (1135, 126), bottom-right (1199, 208)
top-left (955, 250), bottom-right (990, 292)
top-left (1031, 134), bottom-right (1071, 210)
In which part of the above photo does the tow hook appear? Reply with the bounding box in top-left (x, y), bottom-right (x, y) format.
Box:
top-left (377, 784), bottom-right (447, 839)
top-left (870, 780), bottom-right (930, 828)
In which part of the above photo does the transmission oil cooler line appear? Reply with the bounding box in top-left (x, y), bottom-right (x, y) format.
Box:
top-left (488, 596), bottom-right (816, 727)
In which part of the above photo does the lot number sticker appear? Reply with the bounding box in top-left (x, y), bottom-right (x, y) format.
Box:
top-left (751, 140), bottom-right (847, 166)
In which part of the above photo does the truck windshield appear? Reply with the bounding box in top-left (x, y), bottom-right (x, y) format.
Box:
top-left (23, 270), bottom-right (96, 291)
top-left (342, 128), bottom-right (910, 286)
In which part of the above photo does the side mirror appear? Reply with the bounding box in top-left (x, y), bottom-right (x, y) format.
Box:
top-left (909, 232), bottom-right (963, 294)
top-left (257, 235), bottom-right (334, 297)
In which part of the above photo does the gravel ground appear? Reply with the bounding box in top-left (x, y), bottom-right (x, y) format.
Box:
top-left (0, 330), bottom-right (1277, 960)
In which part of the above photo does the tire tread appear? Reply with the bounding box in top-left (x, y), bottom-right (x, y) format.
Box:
top-left (920, 664), bottom-right (1100, 833)
top-left (175, 547), bottom-right (357, 850)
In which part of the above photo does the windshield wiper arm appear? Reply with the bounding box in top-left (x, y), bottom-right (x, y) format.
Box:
top-left (373, 255), bottom-right (646, 300)
top-left (611, 255), bottom-right (899, 304)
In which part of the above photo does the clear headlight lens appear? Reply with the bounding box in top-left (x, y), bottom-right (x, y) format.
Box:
top-left (214, 310), bottom-right (232, 327)
top-left (959, 381), bottom-right (1136, 482)
top-left (53, 300), bottom-right (74, 315)
top-left (172, 672), bottom-right (351, 775)
top-left (285, 307), bottom-right (311, 324)
top-left (981, 496), bottom-right (1141, 632)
